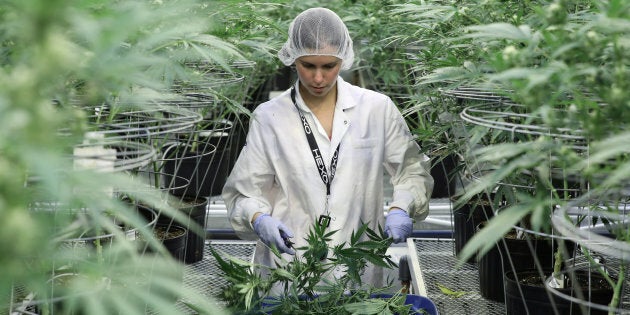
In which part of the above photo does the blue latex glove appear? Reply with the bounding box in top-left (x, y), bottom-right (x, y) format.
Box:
top-left (385, 209), bottom-right (413, 243)
top-left (253, 214), bottom-right (296, 255)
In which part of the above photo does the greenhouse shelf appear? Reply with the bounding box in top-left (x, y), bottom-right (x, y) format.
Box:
top-left (408, 238), bottom-right (505, 315)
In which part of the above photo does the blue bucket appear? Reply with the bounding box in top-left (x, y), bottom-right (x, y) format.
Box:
top-left (371, 294), bottom-right (439, 315)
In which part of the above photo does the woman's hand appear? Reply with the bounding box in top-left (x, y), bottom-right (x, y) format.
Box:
top-left (252, 213), bottom-right (296, 255)
top-left (385, 208), bottom-right (413, 243)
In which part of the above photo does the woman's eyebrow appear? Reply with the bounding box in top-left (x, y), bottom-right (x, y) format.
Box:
top-left (299, 61), bottom-right (338, 66)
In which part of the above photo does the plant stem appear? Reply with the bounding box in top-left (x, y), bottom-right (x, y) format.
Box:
top-left (552, 246), bottom-right (563, 279)
top-left (609, 263), bottom-right (624, 315)
top-left (95, 237), bottom-right (103, 265)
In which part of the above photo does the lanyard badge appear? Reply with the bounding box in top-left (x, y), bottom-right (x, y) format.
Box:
top-left (318, 214), bottom-right (331, 228)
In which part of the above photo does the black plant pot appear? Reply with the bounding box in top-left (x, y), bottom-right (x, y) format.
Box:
top-left (138, 197), bottom-right (208, 264)
top-left (505, 269), bottom-right (614, 315)
top-left (37, 273), bottom-right (88, 315)
top-left (478, 226), bottom-right (558, 303)
top-left (154, 223), bottom-right (188, 262)
top-left (430, 154), bottom-right (458, 198)
top-left (162, 146), bottom-right (213, 198)
top-left (164, 122), bottom-right (233, 198)
top-left (452, 193), bottom-right (496, 263)
top-left (176, 196), bottom-right (208, 264)
top-left (227, 116), bottom-right (248, 172)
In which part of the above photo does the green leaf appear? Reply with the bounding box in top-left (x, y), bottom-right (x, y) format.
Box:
top-left (272, 268), bottom-right (296, 281)
top-left (462, 23), bottom-right (535, 43)
top-left (351, 223), bottom-right (369, 245)
top-left (457, 204), bottom-right (531, 265)
top-left (354, 240), bottom-right (389, 250)
top-left (227, 255), bottom-right (253, 267)
top-left (367, 257), bottom-right (394, 269)
top-left (436, 283), bottom-right (469, 298)
top-left (487, 64), bottom-right (564, 91)
top-left (343, 298), bottom-right (387, 314)
top-left (582, 132), bottom-right (630, 165)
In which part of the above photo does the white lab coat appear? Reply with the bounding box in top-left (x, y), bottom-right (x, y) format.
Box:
top-left (222, 77), bottom-right (433, 287)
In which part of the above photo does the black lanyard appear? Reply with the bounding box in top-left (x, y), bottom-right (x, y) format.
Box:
top-left (291, 86), bottom-right (339, 227)
top-left (291, 86), bottom-right (340, 195)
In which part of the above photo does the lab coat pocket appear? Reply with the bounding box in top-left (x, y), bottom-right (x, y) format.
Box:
top-left (351, 138), bottom-right (379, 164)
top-left (352, 138), bottom-right (378, 149)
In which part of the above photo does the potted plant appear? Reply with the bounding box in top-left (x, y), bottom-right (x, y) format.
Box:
top-left (148, 223), bottom-right (188, 262)
top-left (451, 191), bottom-right (498, 263)
top-left (504, 267), bottom-right (614, 315)
top-left (210, 222), bottom-right (438, 314)
top-left (425, 1), bottom-right (630, 312)
top-left (0, 0), bottom-right (269, 313)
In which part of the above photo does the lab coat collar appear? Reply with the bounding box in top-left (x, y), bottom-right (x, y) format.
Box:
top-left (293, 77), bottom-right (351, 147)
top-left (335, 77), bottom-right (358, 112)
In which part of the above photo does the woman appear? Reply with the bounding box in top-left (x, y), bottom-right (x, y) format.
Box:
top-left (222, 7), bottom-right (433, 286)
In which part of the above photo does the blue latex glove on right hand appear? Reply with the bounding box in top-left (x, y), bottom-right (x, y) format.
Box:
top-left (253, 214), bottom-right (296, 255)
top-left (385, 209), bottom-right (413, 244)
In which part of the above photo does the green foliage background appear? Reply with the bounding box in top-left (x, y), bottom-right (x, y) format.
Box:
top-left (2, 0), bottom-right (629, 313)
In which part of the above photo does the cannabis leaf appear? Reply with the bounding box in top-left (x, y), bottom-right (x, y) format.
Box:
top-left (211, 222), bottom-right (402, 313)
top-left (436, 283), bottom-right (469, 298)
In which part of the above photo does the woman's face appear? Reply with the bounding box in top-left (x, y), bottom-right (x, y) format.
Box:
top-left (295, 55), bottom-right (342, 99)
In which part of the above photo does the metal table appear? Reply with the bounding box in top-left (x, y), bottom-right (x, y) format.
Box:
top-left (186, 239), bottom-right (507, 314)
top-left (408, 238), bottom-right (505, 315)
top-left (177, 240), bottom-right (257, 313)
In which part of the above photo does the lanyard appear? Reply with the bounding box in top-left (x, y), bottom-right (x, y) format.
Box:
top-left (291, 86), bottom-right (339, 227)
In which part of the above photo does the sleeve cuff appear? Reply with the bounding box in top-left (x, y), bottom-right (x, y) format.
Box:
top-left (234, 198), bottom-right (271, 238)
top-left (390, 190), bottom-right (430, 220)
top-left (389, 190), bottom-right (415, 213)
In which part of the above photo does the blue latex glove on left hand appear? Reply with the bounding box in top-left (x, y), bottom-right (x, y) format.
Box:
top-left (385, 209), bottom-right (413, 243)
top-left (253, 214), bottom-right (296, 255)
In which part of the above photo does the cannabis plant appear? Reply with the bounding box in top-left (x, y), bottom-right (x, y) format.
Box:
top-left (446, 0), bottom-right (630, 254)
top-left (0, 0), bottom-right (256, 314)
top-left (211, 223), bottom-right (427, 315)
top-left (417, 0), bottom-right (630, 312)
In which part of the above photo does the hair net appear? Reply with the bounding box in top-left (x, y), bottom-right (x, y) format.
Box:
top-left (278, 7), bottom-right (354, 70)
